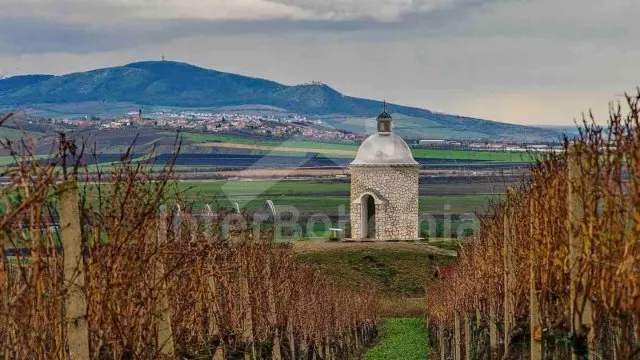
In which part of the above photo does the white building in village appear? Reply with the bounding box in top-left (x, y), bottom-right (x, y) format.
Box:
top-left (349, 106), bottom-right (420, 240)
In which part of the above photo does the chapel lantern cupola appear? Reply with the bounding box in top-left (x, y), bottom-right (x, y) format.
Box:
top-left (377, 101), bottom-right (392, 135)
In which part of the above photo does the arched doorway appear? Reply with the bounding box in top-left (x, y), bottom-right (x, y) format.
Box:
top-left (361, 194), bottom-right (376, 239)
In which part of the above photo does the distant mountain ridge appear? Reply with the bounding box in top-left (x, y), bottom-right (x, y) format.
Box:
top-left (0, 61), bottom-right (561, 141)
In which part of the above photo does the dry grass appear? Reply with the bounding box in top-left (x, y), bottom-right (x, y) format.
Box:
top-left (378, 298), bottom-right (426, 318)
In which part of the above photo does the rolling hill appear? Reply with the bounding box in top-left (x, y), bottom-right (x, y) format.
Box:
top-left (0, 61), bottom-right (561, 141)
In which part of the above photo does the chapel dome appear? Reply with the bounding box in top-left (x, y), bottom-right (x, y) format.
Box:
top-left (350, 133), bottom-right (419, 166)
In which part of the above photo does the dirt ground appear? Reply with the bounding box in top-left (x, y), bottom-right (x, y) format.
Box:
top-left (292, 240), bottom-right (458, 257)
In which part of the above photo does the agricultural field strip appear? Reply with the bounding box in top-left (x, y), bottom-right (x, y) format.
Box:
top-left (0, 180), bottom-right (496, 215)
top-left (181, 131), bottom-right (537, 162)
top-left (0, 127), bottom-right (43, 140)
top-left (0, 153), bottom-right (529, 169)
top-left (198, 142), bottom-right (535, 162)
top-left (178, 181), bottom-right (495, 213)
top-left (198, 141), bottom-right (357, 156)
top-left (177, 180), bottom-right (505, 196)
top-left (180, 132), bottom-right (358, 151)
top-left (0, 152), bottom-right (157, 168)
top-left (0, 154), bottom-right (50, 166)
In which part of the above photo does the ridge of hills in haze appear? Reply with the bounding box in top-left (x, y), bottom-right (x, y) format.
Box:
top-left (0, 61), bottom-right (562, 141)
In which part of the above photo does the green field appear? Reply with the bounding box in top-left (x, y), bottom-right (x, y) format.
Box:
top-left (179, 180), bottom-right (348, 196)
top-left (3, 178), bottom-right (493, 215)
top-left (0, 154), bottom-right (50, 166)
top-left (180, 180), bottom-right (493, 215)
top-left (0, 127), bottom-right (42, 140)
top-left (0, 128), bottom-right (537, 167)
top-left (177, 179), bottom-right (491, 240)
top-left (364, 318), bottom-right (429, 360)
top-left (0, 156), bottom-right (16, 166)
top-left (0, 179), bottom-right (492, 240)
top-left (180, 131), bottom-right (537, 163)
top-left (184, 195), bottom-right (489, 215)
top-left (410, 148), bottom-right (534, 162)
top-left (180, 132), bottom-right (358, 151)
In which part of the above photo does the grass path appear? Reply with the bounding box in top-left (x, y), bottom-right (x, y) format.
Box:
top-left (364, 318), bottom-right (429, 360)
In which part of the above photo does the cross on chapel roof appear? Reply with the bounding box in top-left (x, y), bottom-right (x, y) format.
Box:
top-left (377, 100), bottom-right (392, 134)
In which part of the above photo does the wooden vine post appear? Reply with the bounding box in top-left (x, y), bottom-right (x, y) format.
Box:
top-left (439, 324), bottom-right (446, 360)
top-left (464, 313), bottom-right (472, 360)
top-left (488, 255), bottom-right (498, 356)
top-left (202, 209), bottom-right (224, 360)
top-left (240, 247), bottom-right (255, 359)
top-left (209, 265), bottom-right (224, 360)
top-left (156, 211), bottom-right (176, 357)
top-left (486, 222), bottom-right (498, 356)
top-left (58, 181), bottom-right (90, 359)
top-left (267, 251), bottom-right (282, 360)
top-left (454, 313), bottom-right (462, 360)
top-left (489, 303), bottom-right (498, 353)
top-left (567, 147), bottom-right (594, 359)
top-left (287, 321), bottom-right (296, 360)
top-left (529, 197), bottom-right (543, 359)
top-left (503, 200), bottom-right (516, 355)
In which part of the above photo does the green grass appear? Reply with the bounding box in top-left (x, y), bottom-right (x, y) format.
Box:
top-left (364, 318), bottom-right (429, 360)
top-left (419, 194), bottom-right (492, 214)
top-left (180, 180), bottom-right (347, 216)
top-left (185, 195), bottom-right (489, 217)
top-left (411, 148), bottom-right (535, 162)
top-left (186, 194), bottom-right (489, 217)
top-left (179, 180), bottom-right (348, 196)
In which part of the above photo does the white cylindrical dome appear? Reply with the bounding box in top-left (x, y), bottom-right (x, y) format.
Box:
top-left (350, 133), bottom-right (419, 166)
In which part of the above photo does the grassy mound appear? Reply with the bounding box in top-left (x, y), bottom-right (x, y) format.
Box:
top-left (294, 245), bottom-right (456, 317)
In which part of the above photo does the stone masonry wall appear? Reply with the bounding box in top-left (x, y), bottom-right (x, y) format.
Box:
top-left (350, 166), bottom-right (419, 240)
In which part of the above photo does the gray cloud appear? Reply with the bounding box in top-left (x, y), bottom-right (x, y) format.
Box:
top-left (0, 0), bottom-right (485, 23)
top-left (0, 17), bottom-right (405, 55)
top-left (264, 0), bottom-right (482, 21)
top-left (1, 0), bottom-right (629, 56)
top-left (0, 0), bottom-right (496, 55)
top-left (0, 0), bottom-right (638, 125)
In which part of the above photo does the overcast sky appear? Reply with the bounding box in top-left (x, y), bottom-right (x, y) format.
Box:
top-left (0, 0), bottom-right (637, 125)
